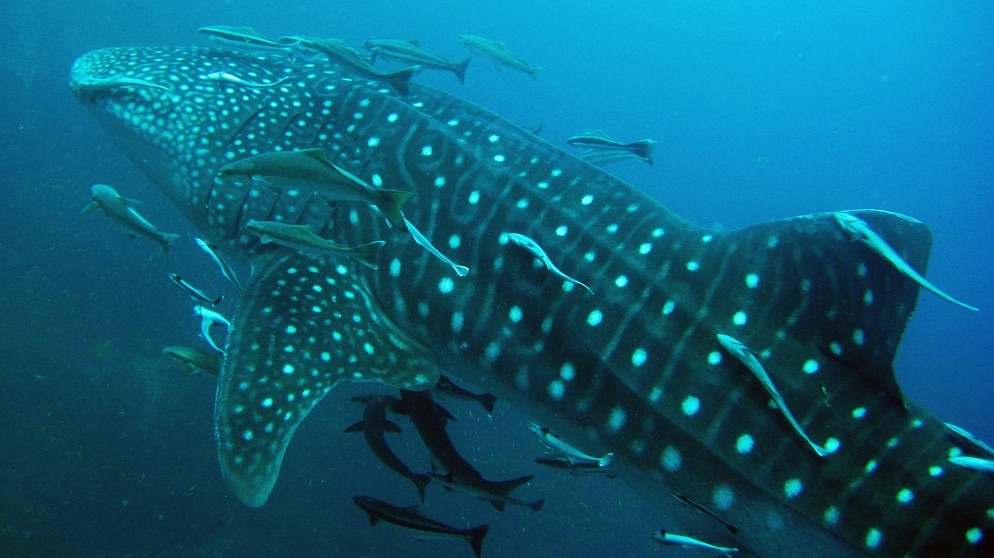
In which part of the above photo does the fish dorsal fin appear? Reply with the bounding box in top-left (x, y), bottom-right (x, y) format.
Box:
top-left (725, 209), bottom-right (929, 405)
top-left (295, 147), bottom-right (333, 165)
top-left (407, 39), bottom-right (420, 47)
top-left (215, 252), bottom-right (439, 507)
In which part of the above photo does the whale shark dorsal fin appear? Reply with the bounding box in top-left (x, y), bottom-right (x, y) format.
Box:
top-left (731, 209), bottom-right (929, 406)
top-left (215, 252), bottom-right (439, 507)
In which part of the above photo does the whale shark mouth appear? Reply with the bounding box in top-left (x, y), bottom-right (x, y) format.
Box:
top-left (71, 44), bottom-right (993, 557)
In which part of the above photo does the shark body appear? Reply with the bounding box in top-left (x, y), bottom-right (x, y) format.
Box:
top-left (70, 45), bottom-right (993, 557)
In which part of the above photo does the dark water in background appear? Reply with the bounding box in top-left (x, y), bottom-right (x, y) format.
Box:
top-left (1, 1), bottom-right (991, 556)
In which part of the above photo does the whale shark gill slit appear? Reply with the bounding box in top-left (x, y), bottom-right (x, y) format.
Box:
top-left (70, 46), bottom-right (993, 557)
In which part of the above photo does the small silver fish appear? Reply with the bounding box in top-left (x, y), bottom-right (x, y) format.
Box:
top-left (568, 130), bottom-right (656, 165)
top-left (528, 422), bottom-right (613, 467)
top-left (653, 530), bottom-right (738, 556)
top-left (74, 73), bottom-right (172, 93)
top-left (281, 36), bottom-right (419, 95)
top-left (834, 212), bottom-right (978, 311)
top-left (363, 38), bottom-right (471, 84)
top-left (218, 148), bottom-right (415, 231)
top-left (949, 455), bottom-right (994, 474)
top-left (82, 184), bottom-right (179, 252)
top-left (201, 71), bottom-right (288, 88)
top-left (163, 345), bottom-right (221, 377)
top-left (506, 232), bottom-right (592, 294)
top-left (717, 334), bottom-right (828, 457)
top-left (194, 305), bottom-right (231, 353)
top-left (169, 273), bottom-right (223, 306)
top-left (458, 35), bottom-right (544, 80)
top-left (404, 217), bottom-right (469, 276)
top-left (195, 238), bottom-right (244, 292)
top-left (197, 26), bottom-right (285, 49)
top-left (945, 422), bottom-right (994, 459)
top-left (245, 219), bottom-right (384, 270)
top-left (577, 148), bottom-right (654, 168)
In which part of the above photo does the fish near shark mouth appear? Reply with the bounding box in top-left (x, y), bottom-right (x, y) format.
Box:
top-left (71, 42), bottom-right (992, 557)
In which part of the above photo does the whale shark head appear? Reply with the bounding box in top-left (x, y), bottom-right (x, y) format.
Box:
top-left (71, 45), bottom-right (993, 556)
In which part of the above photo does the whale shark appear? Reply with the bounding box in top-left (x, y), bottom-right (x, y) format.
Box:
top-left (70, 44), bottom-right (992, 557)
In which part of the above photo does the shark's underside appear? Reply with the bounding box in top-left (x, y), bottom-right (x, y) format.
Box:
top-left (70, 45), bottom-right (993, 557)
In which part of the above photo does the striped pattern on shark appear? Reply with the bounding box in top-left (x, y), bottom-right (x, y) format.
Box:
top-left (71, 45), bottom-right (993, 557)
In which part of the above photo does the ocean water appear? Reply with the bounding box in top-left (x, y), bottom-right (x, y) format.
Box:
top-left (1, 1), bottom-right (991, 556)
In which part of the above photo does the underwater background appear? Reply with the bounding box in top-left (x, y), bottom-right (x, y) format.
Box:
top-left (1, 1), bottom-right (991, 556)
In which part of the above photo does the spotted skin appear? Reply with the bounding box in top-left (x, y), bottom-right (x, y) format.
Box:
top-left (71, 46), bottom-right (993, 556)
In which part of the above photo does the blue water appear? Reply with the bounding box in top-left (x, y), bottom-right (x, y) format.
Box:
top-left (1, 2), bottom-right (991, 556)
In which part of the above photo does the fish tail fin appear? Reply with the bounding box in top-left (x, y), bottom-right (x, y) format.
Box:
top-left (454, 58), bottom-right (471, 84)
top-left (486, 474), bottom-right (533, 497)
top-left (467, 524), bottom-right (490, 558)
top-left (598, 453), bottom-right (614, 468)
top-left (385, 65), bottom-right (419, 96)
top-left (635, 139), bottom-right (656, 165)
top-left (479, 393), bottom-right (497, 414)
top-left (352, 240), bottom-right (386, 270)
top-left (413, 473), bottom-right (430, 503)
top-left (161, 233), bottom-right (181, 253)
top-left (375, 189), bottom-right (416, 230)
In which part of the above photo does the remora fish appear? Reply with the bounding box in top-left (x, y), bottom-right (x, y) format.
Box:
top-left (195, 238), bottom-right (244, 292)
top-left (533, 456), bottom-right (617, 478)
top-left (163, 345), bottom-right (221, 377)
top-left (400, 389), bottom-right (543, 512)
top-left (428, 471), bottom-right (545, 512)
top-left (72, 44), bottom-right (994, 557)
top-left (567, 130), bottom-right (657, 166)
top-left (834, 212), bottom-right (978, 311)
top-left (457, 35), bottom-right (544, 80)
top-left (74, 73), bottom-right (172, 94)
top-left (345, 395), bottom-right (431, 502)
top-left (528, 422), bottom-right (613, 467)
top-left (399, 389), bottom-right (484, 481)
top-left (82, 184), bottom-right (179, 252)
top-left (353, 495), bottom-right (489, 558)
top-left (201, 71), bottom-right (288, 88)
top-left (654, 529), bottom-right (738, 557)
top-left (169, 273), bottom-right (223, 306)
top-left (949, 456), bottom-right (994, 474)
top-left (244, 219), bottom-right (385, 270)
top-left (194, 304), bottom-right (230, 353)
top-left (281, 36), bottom-right (419, 96)
top-left (217, 148), bottom-right (414, 231)
top-left (717, 333), bottom-right (829, 457)
top-left (578, 148), bottom-right (654, 168)
top-left (945, 422), bottom-right (994, 459)
top-left (505, 232), bottom-right (593, 294)
top-left (363, 38), bottom-right (471, 84)
top-left (197, 26), bottom-right (285, 50)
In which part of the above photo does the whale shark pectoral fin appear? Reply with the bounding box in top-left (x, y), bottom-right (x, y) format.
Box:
top-left (214, 252), bottom-right (439, 507)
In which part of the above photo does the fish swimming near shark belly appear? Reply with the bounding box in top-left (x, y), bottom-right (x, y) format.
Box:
top-left (71, 44), bottom-right (993, 557)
